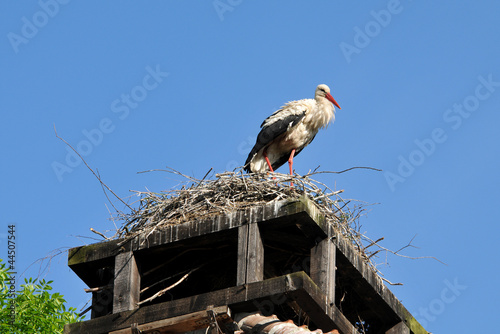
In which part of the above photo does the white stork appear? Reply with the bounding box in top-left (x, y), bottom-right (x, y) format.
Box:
top-left (244, 84), bottom-right (341, 175)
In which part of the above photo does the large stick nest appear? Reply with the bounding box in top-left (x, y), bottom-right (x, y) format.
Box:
top-left (115, 168), bottom-right (370, 256)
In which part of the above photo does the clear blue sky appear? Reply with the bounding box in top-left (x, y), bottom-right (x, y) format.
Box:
top-left (1, 1), bottom-right (499, 332)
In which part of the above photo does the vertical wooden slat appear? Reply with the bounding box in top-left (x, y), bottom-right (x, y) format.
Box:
top-left (310, 237), bottom-right (336, 306)
top-left (237, 223), bottom-right (264, 285)
top-left (113, 251), bottom-right (141, 313)
top-left (386, 321), bottom-right (410, 334)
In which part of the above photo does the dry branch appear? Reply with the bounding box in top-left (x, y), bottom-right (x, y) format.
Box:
top-left (137, 265), bottom-right (202, 306)
top-left (90, 227), bottom-right (110, 240)
top-left (53, 125), bottom-right (134, 213)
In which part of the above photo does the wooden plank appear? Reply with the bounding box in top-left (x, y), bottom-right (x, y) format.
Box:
top-left (310, 237), bottom-right (336, 308)
top-left (237, 223), bottom-right (264, 285)
top-left (113, 252), bottom-right (140, 314)
top-left (310, 222), bottom-right (336, 309)
top-left (330, 306), bottom-right (357, 334)
top-left (64, 272), bottom-right (356, 334)
top-left (68, 239), bottom-right (127, 267)
top-left (386, 321), bottom-right (410, 334)
top-left (108, 306), bottom-right (232, 334)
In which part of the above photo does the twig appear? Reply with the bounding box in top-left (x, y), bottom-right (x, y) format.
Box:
top-left (84, 284), bottom-right (112, 293)
top-left (137, 265), bottom-right (201, 306)
top-left (78, 305), bottom-right (92, 318)
top-left (356, 314), bottom-right (367, 334)
top-left (196, 167), bottom-right (213, 187)
top-left (53, 124), bottom-right (134, 212)
top-left (381, 277), bottom-right (403, 286)
top-left (394, 234), bottom-right (419, 254)
top-left (90, 227), bottom-right (110, 240)
top-left (304, 166), bottom-right (382, 176)
top-left (137, 166), bottom-right (199, 183)
top-left (367, 250), bottom-right (382, 260)
top-left (360, 234), bottom-right (446, 265)
top-left (19, 247), bottom-right (70, 283)
top-left (140, 269), bottom-right (190, 294)
top-left (97, 169), bottom-right (122, 217)
top-left (363, 237), bottom-right (384, 250)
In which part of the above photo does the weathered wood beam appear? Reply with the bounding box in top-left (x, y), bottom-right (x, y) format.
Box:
top-left (113, 252), bottom-right (140, 314)
top-left (386, 321), bottom-right (410, 334)
top-left (310, 222), bottom-right (336, 310)
top-left (68, 239), bottom-right (126, 267)
top-left (237, 223), bottom-right (264, 285)
top-left (64, 272), bottom-right (356, 334)
top-left (108, 306), bottom-right (232, 334)
top-left (310, 238), bottom-right (336, 307)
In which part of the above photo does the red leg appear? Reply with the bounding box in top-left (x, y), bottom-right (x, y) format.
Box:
top-left (263, 149), bottom-right (274, 172)
top-left (288, 149), bottom-right (296, 175)
top-left (288, 149), bottom-right (296, 186)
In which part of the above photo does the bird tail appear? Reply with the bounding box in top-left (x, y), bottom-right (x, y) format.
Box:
top-left (243, 163), bottom-right (252, 173)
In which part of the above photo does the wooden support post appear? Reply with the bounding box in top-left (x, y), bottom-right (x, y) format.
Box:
top-left (237, 223), bottom-right (264, 285)
top-left (386, 322), bottom-right (410, 334)
top-left (113, 251), bottom-right (140, 314)
top-left (310, 237), bottom-right (336, 307)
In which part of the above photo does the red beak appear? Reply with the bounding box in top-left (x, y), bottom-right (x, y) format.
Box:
top-left (326, 93), bottom-right (341, 109)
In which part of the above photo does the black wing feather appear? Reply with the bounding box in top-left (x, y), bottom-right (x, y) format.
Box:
top-left (244, 112), bottom-right (305, 172)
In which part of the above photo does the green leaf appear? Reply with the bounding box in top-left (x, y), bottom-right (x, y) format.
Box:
top-left (0, 259), bottom-right (84, 333)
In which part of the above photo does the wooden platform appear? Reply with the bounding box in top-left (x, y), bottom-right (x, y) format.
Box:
top-left (64, 197), bottom-right (427, 334)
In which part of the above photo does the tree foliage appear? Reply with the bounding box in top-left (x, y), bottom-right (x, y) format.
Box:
top-left (0, 259), bottom-right (83, 334)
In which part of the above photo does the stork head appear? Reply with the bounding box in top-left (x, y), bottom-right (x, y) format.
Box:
top-left (315, 84), bottom-right (341, 109)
